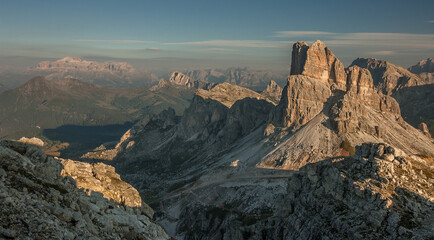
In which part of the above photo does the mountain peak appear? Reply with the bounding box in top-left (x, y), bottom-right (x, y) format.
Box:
top-left (168, 71), bottom-right (194, 88)
top-left (408, 57), bottom-right (434, 74)
top-left (290, 40), bottom-right (346, 89)
top-left (350, 57), bottom-right (426, 94)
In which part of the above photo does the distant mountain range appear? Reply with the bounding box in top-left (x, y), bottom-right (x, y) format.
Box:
top-left (27, 57), bottom-right (159, 87)
top-left (184, 67), bottom-right (286, 91)
top-left (0, 57), bottom-right (287, 94)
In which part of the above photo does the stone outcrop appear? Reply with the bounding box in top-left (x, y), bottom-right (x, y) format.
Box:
top-left (272, 42), bottom-right (401, 134)
top-left (18, 136), bottom-right (45, 147)
top-left (351, 57), bottom-right (434, 136)
top-left (259, 41), bottom-right (432, 170)
top-left (271, 40), bottom-right (351, 129)
top-left (290, 40), bottom-right (347, 89)
top-left (0, 140), bottom-right (169, 240)
top-left (350, 58), bottom-right (428, 94)
top-left (260, 80), bottom-right (282, 105)
top-left (60, 160), bottom-right (149, 211)
top-left (270, 75), bottom-right (331, 129)
top-left (331, 66), bottom-right (401, 135)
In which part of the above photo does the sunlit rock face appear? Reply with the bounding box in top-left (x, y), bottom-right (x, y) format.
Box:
top-left (290, 40), bottom-right (347, 89)
top-left (168, 71), bottom-right (210, 89)
top-left (270, 75), bottom-right (331, 129)
top-left (350, 57), bottom-right (429, 95)
top-left (168, 71), bottom-right (195, 88)
top-left (60, 160), bottom-right (146, 209)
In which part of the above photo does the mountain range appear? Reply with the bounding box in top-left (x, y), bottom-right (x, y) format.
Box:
top-left (92, 40), bottom-right (434, 239)
top-left (0, 40), bottom-right (433, 239)
top-left (27, 57), bottom-right (159, 88)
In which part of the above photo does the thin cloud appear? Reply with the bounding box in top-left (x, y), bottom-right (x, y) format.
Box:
top-left (367, 50), bottom-right (396, 55)
top-left (273, 31), bottom-right (332, 38)
top-left (273, 31), bottom-right (434, 50)
top-left (165, 40), bottom-right (286, 48)
top-left (74, 39), bottom-right (155, 44)
top-left (428, 20), bottom-right (434, 23)
top-left (198, 48), bottom-right (242, 52)
top-left (146, 47), bottom-right (161, 51)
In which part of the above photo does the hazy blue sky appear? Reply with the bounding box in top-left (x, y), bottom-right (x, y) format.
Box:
top-left (1, 0), bottom-right (433, 71)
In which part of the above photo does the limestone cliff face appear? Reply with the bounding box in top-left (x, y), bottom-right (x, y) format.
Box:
top-left (265, 41), bottom-right (432, 171)
top-left (271, 40), bottom-right (351, 129)
top-left (350, 58), bottom-right (428, 95)
top-left (272, 42), bottom-right (401, 133)
top-left (290, 40), bottom-right (346, 89)
top-left (270, 75), bottom-right (331, 129)
top-left (331, 66), bottom-right (401, 135)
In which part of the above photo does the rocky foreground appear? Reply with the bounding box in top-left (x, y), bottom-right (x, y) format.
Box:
top-left (170, 143), bottom-right (434, 239)
top-left (0, 140), bottom-right (169, 239)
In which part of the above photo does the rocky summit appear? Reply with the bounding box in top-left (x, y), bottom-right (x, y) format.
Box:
top-left (108, 40), bottom-right (434, 239)
top-left (350, 58), bottom-right (430, 95)
top-left (0, 139), bottom-right (169, 239)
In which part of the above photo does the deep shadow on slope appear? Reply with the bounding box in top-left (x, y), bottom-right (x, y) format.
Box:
top-left (43, 122), bottom-right (134, 159)
top-left (0, 140), bottom-right (169, 239)
top-left (176, 144), bottom-right (434, 240)
top-left (392, 84), bottom-right (434, 135)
